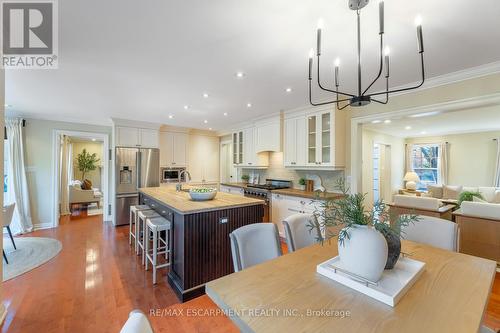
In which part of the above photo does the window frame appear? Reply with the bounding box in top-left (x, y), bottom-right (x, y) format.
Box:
top-left (410, 143), bottom-right (442, 191)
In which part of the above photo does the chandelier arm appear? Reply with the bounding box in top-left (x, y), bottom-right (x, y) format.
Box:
top-left (316, 56), bottom-right (356, 97)
top-left (337, 103), bottom-right (351, 110)
top-left (367, 53), bottom-right (425, 98)
top-left (309, 80), bottom-right (352, 106)
top-left (372, 76), bottom-right (389, 104)
top-left (362, 33), bottom-right (384, 96)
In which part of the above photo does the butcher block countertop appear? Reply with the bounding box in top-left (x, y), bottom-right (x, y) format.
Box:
top-left (139, 186), bottom-right (264, 215)
top-left (271, 188), bottom-right (344, 200)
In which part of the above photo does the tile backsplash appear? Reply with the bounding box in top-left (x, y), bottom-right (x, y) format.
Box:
top-left (239, 152), bottom-right (344, 192)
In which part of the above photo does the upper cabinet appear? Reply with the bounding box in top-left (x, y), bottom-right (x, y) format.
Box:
top-left (115, 126), bottom-right (159, 148)
top-left (255, 117), bottom-right (280, 152)
top-left (188, 134), bottom-right (219, 183)
top-left (232, 127), bottom-right (269, 168)
top-left (159, 131), bottom-right (188, 167)
top-left (284, 107), bottom-right (346, 169)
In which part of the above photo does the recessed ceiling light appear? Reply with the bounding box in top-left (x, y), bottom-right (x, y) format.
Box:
top-left (371, 120), bottom-right (382, 124)
top-left (183, 105), bottom-right (189, 110)
top-left (209, 128), bottom-right (212, 131)
top-left (203, 93), bottom-right (209, 98)
top-left (223, 112), bottom-right (228, 116)
top-left (405, 126), bottom-right (412, 130)
top-left (168, 115), bottom-right (173, 119)
top-left (235, 72), bottom-right (245, 78)
top-left (204, 120), bottom-right (208, 124)
top-left (285, 87), bottom-right (292, 93)
top-left (91, 138), bottom-right (96, 142)
top-left (384, 120), bottom-right (391, 124)
top-left (247, 103), bottom-right (252, 108)
top-left (420, 131), bottom-right (427, 135)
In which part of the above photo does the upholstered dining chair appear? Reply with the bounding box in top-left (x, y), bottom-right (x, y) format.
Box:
top-left (3, 203), bottom-right (17, 250)
top-left (119, 310), bottom-right (154, 333)
top-left (230, 223), bottom-right (282, 272)
top-left (402, 215), bottom-right (458, 251)
top-left (283, 213), bottom-right (322, 253)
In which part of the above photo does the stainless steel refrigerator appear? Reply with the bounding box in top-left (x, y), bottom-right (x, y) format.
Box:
top-left (115, 147), bottom-right (159, 226)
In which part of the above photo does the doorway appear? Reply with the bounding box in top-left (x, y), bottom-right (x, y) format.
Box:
top-left (53, 130), bottom-right (110, 226)
top-left (220, 139), bottom-right (236, 184)
top-left (373, 143), bottom-right (392, 204)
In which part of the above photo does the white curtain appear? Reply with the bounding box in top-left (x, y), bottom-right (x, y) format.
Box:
top-left (59, 135), bottom-right (72, 215)
top-left (494, 138), bottom-right (500, 187)
top-left (405, 144), bottom-right (413, 173)
top-left (439, 142), bottom-right (449, 185)
top-left (5, 118), bottom-right (33, 233)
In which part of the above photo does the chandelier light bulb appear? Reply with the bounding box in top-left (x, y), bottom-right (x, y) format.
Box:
top-left (414, 15), bottom-right (423, 27)
top-left (334, 58), bottom-right (340, 67)
top-left (384, 47), bottom-right (390, 56)
top-left (309, 48), bottom-right (314, 59)
top-left (317, 18), bottom-right (324, 30)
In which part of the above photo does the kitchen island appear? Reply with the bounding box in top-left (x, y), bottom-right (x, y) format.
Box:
top-left (139, 186), bottom-right (265, 302)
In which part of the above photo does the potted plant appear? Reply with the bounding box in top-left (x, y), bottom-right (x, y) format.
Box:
top-left (76, 149), bottom-right (100, 184)
top-left (458, 191), bottom-right (484, 206)
top-left (298, 178), bottom-right (306, 191)
top-left (313, 179), bottom-right (419, 282)
top-left (241, 174), bottom-right (250, 184)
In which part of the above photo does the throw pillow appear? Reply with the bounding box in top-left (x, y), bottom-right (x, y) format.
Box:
top-left (427, 185), bottom-right (443, 199)
top-left (478, 187), bottom-right (496, 203)
top-left (81, 179), bottom-right (93, 190)
top-left (443, 185), bottom-right (463, 200)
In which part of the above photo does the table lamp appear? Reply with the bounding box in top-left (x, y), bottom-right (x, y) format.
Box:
top-left (403, 171), bottom-right (420, 191)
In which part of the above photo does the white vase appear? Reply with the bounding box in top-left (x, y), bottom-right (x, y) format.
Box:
top-left (337, 225), bottom-right (388, 282)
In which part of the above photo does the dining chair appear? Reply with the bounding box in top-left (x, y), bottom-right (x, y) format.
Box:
top-left (3, 203), bottom-right (16, 250)
top-left (230, 223), bottom-right (282, 272)
top-left (402, 215), bottom-right (458, 251)
top-left (283, 213), bottom-right (322, 253)
top-left (119, 310), bottom-right (154, 333)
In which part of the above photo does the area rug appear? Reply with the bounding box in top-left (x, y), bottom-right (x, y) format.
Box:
top-left (87, 202), bottom-right (103, 216)
top-left (3, 237), bottom-right (62, 281)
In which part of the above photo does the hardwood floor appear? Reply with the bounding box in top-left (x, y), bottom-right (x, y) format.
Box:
top-left (1, 212), bottom-right (499, 332)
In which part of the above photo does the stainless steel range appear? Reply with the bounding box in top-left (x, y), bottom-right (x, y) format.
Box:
top-left (243, 179), bottom-right (292, 222)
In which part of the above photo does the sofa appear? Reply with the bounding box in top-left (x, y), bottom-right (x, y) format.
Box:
top-left (453, 200), bottom-right (500, 263)
top-left (425, 184), bottom-right (500, 204)
top-left (69, 182), bottom-right (103, 208)
top-left (389, 195), bottom-right (456, 221)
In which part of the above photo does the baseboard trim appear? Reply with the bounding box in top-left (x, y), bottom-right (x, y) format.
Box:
top-left (0, 303), bottom-right (7, 326)
top-left (34, 223), bottom-right (55, 230)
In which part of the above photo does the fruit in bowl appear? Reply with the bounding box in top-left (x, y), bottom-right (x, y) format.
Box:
top-left (189, 188), bottom-right (217, 201)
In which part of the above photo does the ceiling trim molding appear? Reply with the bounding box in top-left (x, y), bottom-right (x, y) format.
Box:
top-left (351, 91), bottom-right (500, 122)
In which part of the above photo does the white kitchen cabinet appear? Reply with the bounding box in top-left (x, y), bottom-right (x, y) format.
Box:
top-left (188, 134), bottom-right (219, 183)
top-left (232, 127), bottom-right (269, 168)
top-left (159, 131), bottom-right (187, 167)
top-left (255, 119), bottom-right (280, 152)
top-left (271, 193), bottom-right (324, 238)
top-left (115, 126), bottom-right (159, 148)
top-left (284, 117), bottom-right (306, 167)
top-left (306, 111), bottom-right (333, 166)
top-left (220, 185), bottom-right (244, 196)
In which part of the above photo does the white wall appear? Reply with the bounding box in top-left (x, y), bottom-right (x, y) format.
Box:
top-left (362, 128), bottom-right (405, 207)
top-left (23, 119), bottom-right (112, 228)
top-left (406, 131), bottom-right (500, 187)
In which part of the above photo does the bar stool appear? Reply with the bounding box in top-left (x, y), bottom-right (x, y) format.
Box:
top-left (129, 205), bottom-right (151, 250)
top-left (145, 216), bottom-right (172, 284)
top-left (136, 209), bottom-right (160, 263)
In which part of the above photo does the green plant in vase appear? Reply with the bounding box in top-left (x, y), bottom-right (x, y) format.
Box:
top-left (312, 178), bottom-right (419, 281)
top-left (76, 149), bottom-right (100, 181)
top-left (241, 174), bottom-right (250, 183)
top-left (458, 191), bottom-right (483, 206)
top-left (298, 178), bottom-right (306, 190)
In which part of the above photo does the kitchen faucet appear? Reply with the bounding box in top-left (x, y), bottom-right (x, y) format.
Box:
top-left (176, 170), bottom-right (191, 191)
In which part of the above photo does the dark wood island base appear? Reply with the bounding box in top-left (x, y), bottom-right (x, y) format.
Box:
top-left (139, 188), bottom-right (264, 302)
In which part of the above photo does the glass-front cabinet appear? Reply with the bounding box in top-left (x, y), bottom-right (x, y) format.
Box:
top-left (306, 111), bottom-right (333, 166)
top-left (232, 131), bottom-right (243, 165)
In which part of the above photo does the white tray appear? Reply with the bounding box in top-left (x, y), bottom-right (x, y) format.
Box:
top-left (316, 256), bottom-right (425, 307)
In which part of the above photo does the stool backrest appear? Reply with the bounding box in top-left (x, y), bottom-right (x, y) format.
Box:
top-left (283, 213), bottom-right (322, 253)
top-left (402, 215), bottom-right (458, 251)
top-left (3, 203), bottom-right (15, 227)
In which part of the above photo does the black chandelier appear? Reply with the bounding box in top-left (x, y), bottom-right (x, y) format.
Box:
top-left (308, 0), bottom-right (425, 109)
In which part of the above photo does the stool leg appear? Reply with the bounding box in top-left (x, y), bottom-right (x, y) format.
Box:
top-left (142, 217), bottom-right (147, 265)
top-left (153, 229), bottom-right (158, 284)
top-left (145, 225), bottom-right (149, 271)
top-left (135, 217), bottom-right (140, 256)
top-left (168, 228), bottom-right (172, 265)
top-left (129, 210), bottom-right (134, 245)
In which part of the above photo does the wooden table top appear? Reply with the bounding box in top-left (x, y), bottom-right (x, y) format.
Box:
top-left (206, 239), bottom-right (496, 333)
top-left (139, 187), bottom-right (264, 215)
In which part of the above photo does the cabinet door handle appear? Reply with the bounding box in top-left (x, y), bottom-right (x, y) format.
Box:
top-left (172, 162), bottom-right (176, 165)
top-left (161, 210), bottom-right (167, 215)
top-left (248, 163), bottom-right (252, 165)
top-left (300, 201), bottom-right (306, 205)
top-left (151, 203), bottom-right (156, 208)
top-left (288, 208), bottom-right (301, 213)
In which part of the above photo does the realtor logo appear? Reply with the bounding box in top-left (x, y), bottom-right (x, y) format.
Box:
top-left (1, 0), bottom-right (58, 69)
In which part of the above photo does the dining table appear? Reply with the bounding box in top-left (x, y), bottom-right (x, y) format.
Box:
top-left (206, 239), bottom-right (497, 333)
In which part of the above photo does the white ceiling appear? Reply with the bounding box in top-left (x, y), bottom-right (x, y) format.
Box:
top-left (363, 105), bottom-right (500, 138)
top-left (6, 0), bottom-right (500, 130)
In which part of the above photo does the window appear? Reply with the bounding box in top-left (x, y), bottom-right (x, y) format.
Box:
top-left (411, 144), bottom-right (440, 191)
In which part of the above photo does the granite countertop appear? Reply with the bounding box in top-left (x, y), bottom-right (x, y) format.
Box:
top-left (140, 186), bottom-right (264, 215)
